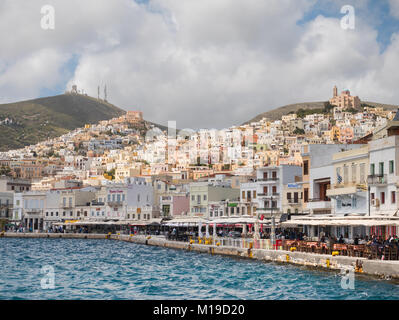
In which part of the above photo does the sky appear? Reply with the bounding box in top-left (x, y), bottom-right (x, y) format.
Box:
top-left (1, 0), bottom-right (399, 129)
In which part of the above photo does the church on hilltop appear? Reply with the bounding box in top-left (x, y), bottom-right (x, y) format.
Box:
top-left (329, 85), bottom-right (361, 110)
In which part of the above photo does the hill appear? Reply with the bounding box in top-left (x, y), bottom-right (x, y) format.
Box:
top-left (0, 94), bottom-right (126, 151)
top-left (243, 101), bottom-right (399, 124)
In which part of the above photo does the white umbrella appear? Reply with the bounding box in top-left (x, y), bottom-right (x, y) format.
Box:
top-left (253, 220), bottom-right (260, 240)
top-left (205, 223), bottom-right (210, 238)
top-left (242, 223), bottom-right (247, 235)
top-left (198, 221), bottom-right (203, 238)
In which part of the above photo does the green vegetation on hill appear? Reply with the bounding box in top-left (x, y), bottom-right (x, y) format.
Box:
top-left (0, 94), bottom-right (125, 151)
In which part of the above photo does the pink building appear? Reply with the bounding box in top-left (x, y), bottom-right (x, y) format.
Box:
top-left (330, 86), bottom-right (361, 110)
top-left (160, 194), bottom-right (190, 217)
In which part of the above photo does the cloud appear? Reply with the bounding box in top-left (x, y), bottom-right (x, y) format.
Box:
top-left (389, 0), bottom-right (399, 19)
top-left (1, 0), bottom-right (399, 128)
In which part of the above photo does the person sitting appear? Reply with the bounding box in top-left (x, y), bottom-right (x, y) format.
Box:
top-left (338, 235), bottom-right (344, 244)
top-left (354, 235), bottom-right (359, 245)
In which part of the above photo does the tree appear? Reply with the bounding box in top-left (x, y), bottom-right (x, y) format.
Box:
top-left (293, 127), bottom-right (305, 135)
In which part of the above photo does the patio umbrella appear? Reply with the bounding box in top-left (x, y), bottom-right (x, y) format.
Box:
top-left (205, 223), bottom-right (210, 238)
top-left (253, 220), bottom-right (260, 240)
top-left (242, 223), bottom-right (247, 235)
top-left (198, 221), bottom-right (203, 238)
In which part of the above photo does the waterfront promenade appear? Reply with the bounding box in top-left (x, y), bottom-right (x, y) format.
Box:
top-left (2, 232), bottom-right (399, 281)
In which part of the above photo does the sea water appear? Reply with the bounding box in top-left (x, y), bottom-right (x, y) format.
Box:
top-left (1, 238), bottom-right (399, 300)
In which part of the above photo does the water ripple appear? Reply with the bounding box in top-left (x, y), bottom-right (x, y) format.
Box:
top-left (1, 238), bottom-right (399, 300)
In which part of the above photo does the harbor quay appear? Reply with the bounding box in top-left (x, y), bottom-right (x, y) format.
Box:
top-left (3, 232), bottom-right (399, 281)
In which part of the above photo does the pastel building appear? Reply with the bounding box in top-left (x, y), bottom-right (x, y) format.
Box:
top-left (329, 86), bottom-right (361, 110)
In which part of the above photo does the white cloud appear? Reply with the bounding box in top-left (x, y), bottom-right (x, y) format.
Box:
top-left (389, 0), bottom-right (399, 19)
top-left (1, 0), bottom-right (399, 128)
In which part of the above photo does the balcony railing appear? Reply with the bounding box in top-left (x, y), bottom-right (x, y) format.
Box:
top-left (258, 193), bottom-right (279, 197)
top-left (107, 201), bottom-right (124, 206)
top-left (287, 199), bottom-right (300, 204)
top-left (257, 207), bottom-right (280, 211)
top-left (308, 197), bottom-right (330, 202)
top-left (367, 174), bottom-right (387, 185)
top-left (258, 178), bottom-right (279, 182)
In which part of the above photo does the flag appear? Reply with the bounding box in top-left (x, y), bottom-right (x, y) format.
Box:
top-left (337, 171), bottom-right (343, 184)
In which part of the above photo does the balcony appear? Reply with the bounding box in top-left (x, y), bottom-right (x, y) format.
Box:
top-left (287, 199), bottom-right (301, 205)
top-left (91, 201), bottom-right (105, 206)
top-left (258, 178), bottom-right (279, 182)
top-left (258, 193), bottom-right (279, 198)
top-left (25, 209), bottom-right (42, 215)
top-left (367, 174), bottom-right (387, 186)
top-left (257, 207), bottom-right (280, 212)
top-left (107, 201), bottom-right (124, 206)
top-left (305, 198), bottom-right (331, 210)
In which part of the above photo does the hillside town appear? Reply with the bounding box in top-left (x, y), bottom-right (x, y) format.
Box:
top-left (1, 86), bottom-right (399, 257)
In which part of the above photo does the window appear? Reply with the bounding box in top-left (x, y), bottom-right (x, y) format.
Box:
top-left (370, 163), bottom-right (375, 175)
top-left (351, 164), bottom-right (357, 183)
top-left (272, 186), bottom-right (277, 194)
top-left (263, 186), bottom-right (268, 194)
top-left (253, 191), bottom-right (256, 199)
top-left (343, 165), bottom-right (349, 184)
top-left (360, 163), bottom-right (365, 183)
top-left (263, 172), bottom-right (268, 180)
top-left (247, 191), bottom-right (251, 199)
top-left (303, 160), bottom-right (309, 175)
top-left (351, 197), bottom-right (357, 208)
top-left (337, 199), bottom-right (342, 209)
top-left (294, 192), bottom-right (299, 203)
top-left (272, 171), bottom-right (277, 179)
top-left (390, 160), bottom-right (394, 174)
top-left (287, 193), bottom-right (291, 200)
top-left (242, 191), bottom-right (245, 199)
top-left (203, 195), bottom-right (207, 201)
top-left (381, 192), bottom-right (385, 205)
top-left (191, 195), bottom-right (195, 201)
top-left (392, 191), bottom-right (396, 204)
top-left (304, 188), bottom-right (309, 203)
top-left (379, 162), bottom-right (384, 175)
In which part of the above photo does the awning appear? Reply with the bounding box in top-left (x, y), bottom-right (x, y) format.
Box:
top-left (281, 218), bottom-right (399, 227)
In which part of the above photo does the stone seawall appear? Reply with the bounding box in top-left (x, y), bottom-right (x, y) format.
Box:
top-left (3, 232), bottom-right (399, 280)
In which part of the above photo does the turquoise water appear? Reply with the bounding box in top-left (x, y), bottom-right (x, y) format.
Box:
top-left (1, 238), bottom-right (399, 300)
